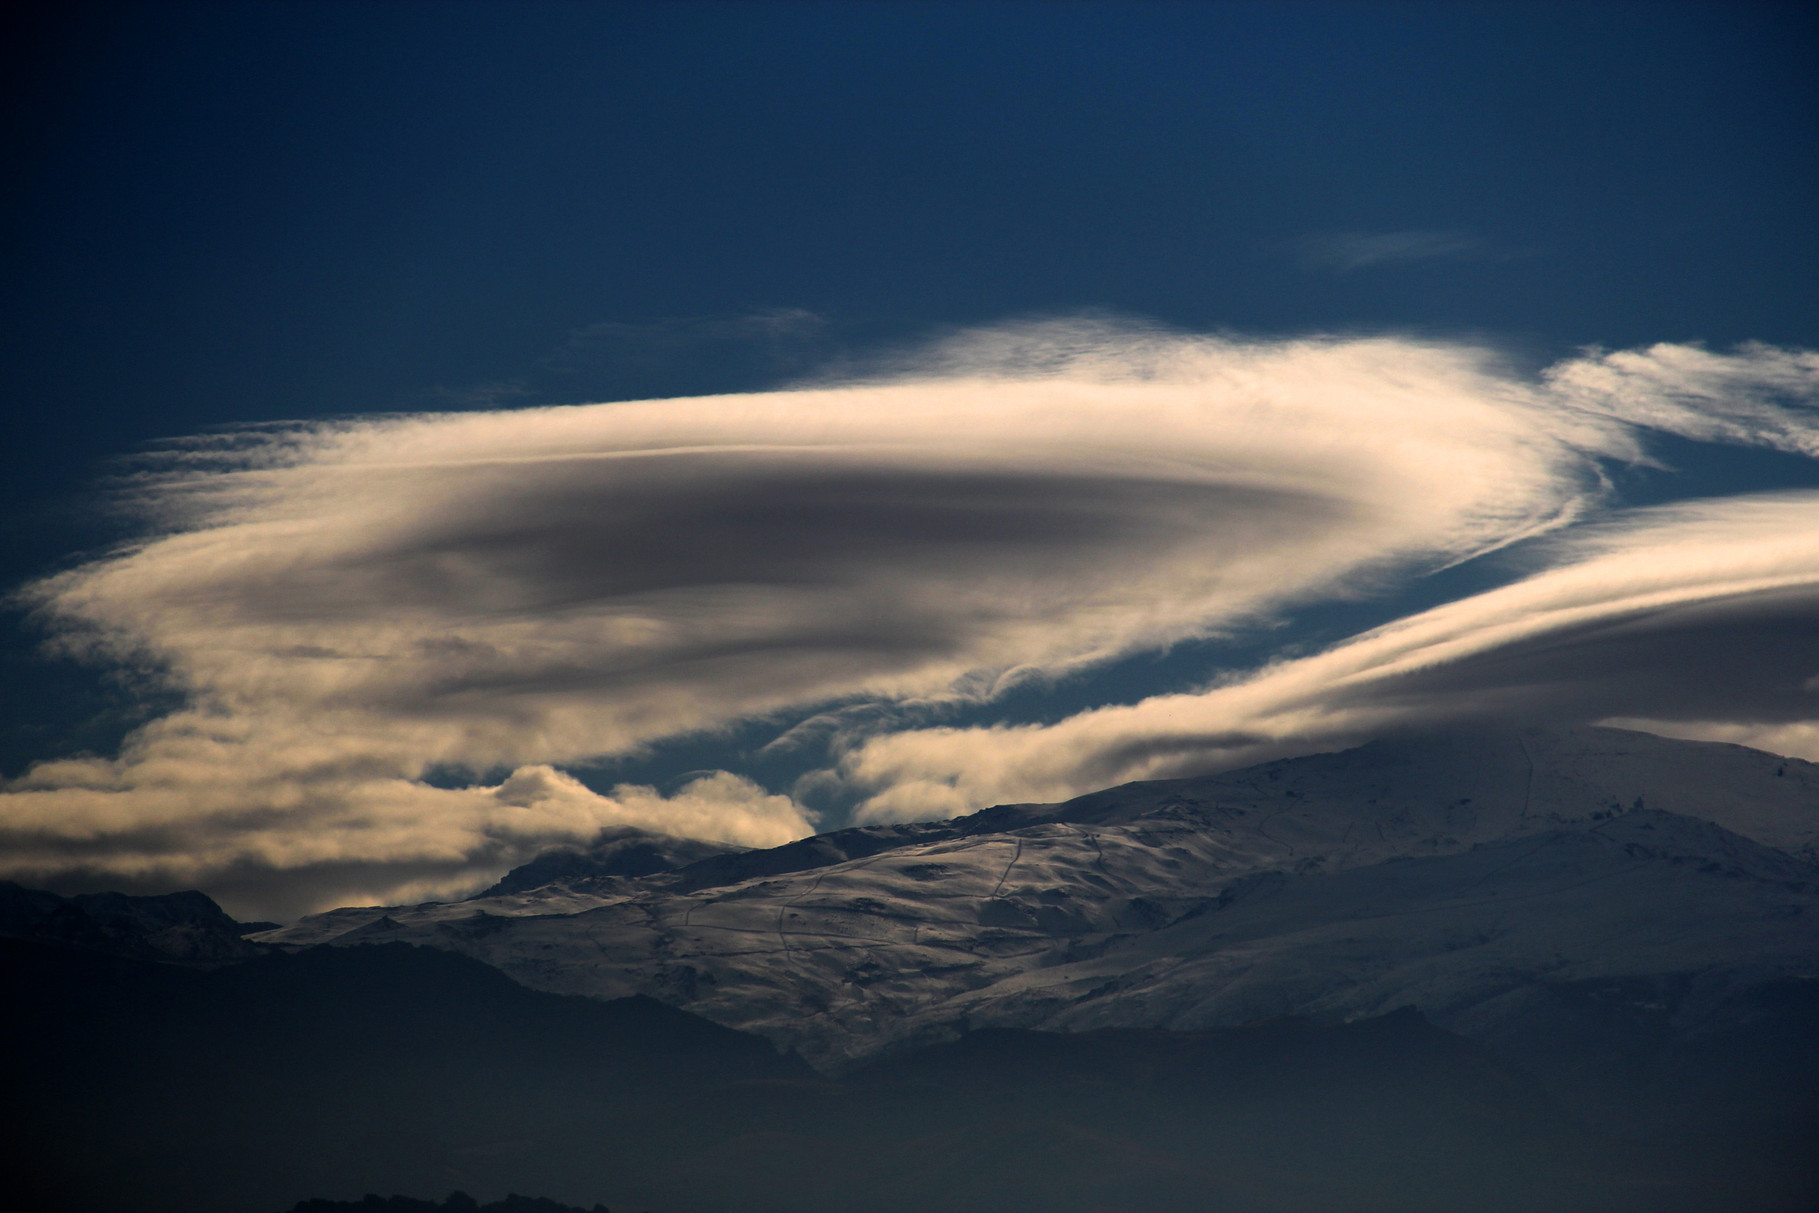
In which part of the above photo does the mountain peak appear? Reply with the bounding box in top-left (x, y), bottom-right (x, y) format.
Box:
top-left (476, 825), bottom-right (752, 899)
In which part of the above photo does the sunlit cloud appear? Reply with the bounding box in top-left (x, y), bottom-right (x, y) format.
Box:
top-left (837, 490), bottom-right (1819, 821)
top-left (3, 321), bottom-right (1814, 916)
top-left (0, 745), bottom-right (809, 922)
top-left (1546, 341), bottom-right (1819, 456)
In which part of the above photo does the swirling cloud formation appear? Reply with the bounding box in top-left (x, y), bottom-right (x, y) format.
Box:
top-left (4, 323), bottom-right (1814, 917)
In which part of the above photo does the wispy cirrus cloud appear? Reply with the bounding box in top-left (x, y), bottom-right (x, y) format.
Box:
top-left (1547, 341), bottom-right (1819, 456)
top-left (3, 320), bottom-right (1815, 916)
top-left (1296, 229), bottom-right (1486, 272)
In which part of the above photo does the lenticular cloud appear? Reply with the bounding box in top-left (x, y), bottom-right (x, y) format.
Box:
top-left (836, 489), bottom-right (1819, 822)
top-left (3, 323), bottom-right (1814, 916)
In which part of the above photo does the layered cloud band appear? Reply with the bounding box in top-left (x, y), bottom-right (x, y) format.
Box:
top-left (5, 324), bottom-right (1815, 916)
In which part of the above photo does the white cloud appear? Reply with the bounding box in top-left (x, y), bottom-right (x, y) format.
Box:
top-left (837, 490), bottom-right (1819, 821)
top-left (1546, 341), bottom-right (1819, 456)
top-left (0, 743), bottom-right (809, 921)
top-left (4, 323), bottom-right (1814, 915)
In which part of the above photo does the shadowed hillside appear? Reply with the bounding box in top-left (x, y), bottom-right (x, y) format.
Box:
top-left (8, 935), bottom-right (1812, 1213)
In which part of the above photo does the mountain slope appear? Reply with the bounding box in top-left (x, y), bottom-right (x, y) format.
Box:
top-left (0, 881), bottom-right (268, 962)
top-left (473, 826), bottom-right (750, 899)
top-left (22, 724), bottom-right (1819, 1210)
top-left (2, 938), bottom-right (809, 1213)
top-left (4, 934), bottom-right (1729, 1213)
top-left (257, 727), bottom-right (1819, 1071)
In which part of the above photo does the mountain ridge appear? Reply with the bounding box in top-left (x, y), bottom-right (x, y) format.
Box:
top-left (11, 723), bottom-right (1818, 1210)
top-left (252, 727), bottom-right (1819, 1091)
top-left (0, 881), bottom-right (269, 963)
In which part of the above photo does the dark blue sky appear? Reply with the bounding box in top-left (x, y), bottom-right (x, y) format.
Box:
top-left (4, 0), bottom-right (1816, 786)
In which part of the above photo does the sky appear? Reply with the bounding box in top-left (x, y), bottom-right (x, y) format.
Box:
top-left (2, 0), bottom-right (1816, 920)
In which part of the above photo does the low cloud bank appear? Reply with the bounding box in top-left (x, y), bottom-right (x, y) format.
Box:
top-left (3, 323), bottom-right (1815, 916)
top-left (1, 752), bottom-right (809, 922)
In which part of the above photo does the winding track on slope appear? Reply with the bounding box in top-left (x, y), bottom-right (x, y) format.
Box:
top-left (987, 836), bottom-right (1024, 899)
top-left (1251, 781), bottom-right (1297, 858)
top-left (777, 853), bottom-right (898, 952)
top-left (1516, 734), bottom-right (1537, 823)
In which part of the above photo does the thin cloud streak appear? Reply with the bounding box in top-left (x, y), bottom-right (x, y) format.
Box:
top-left (1296, 229), bottom-right (1485, 272)
top-left (2, 323), bottom-right (1814, 915)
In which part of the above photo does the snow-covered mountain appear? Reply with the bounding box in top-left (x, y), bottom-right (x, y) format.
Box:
top-left (257, 726), bottom-right (1819, 1099)
top-left (471, 825), bottom-right (749, 898)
